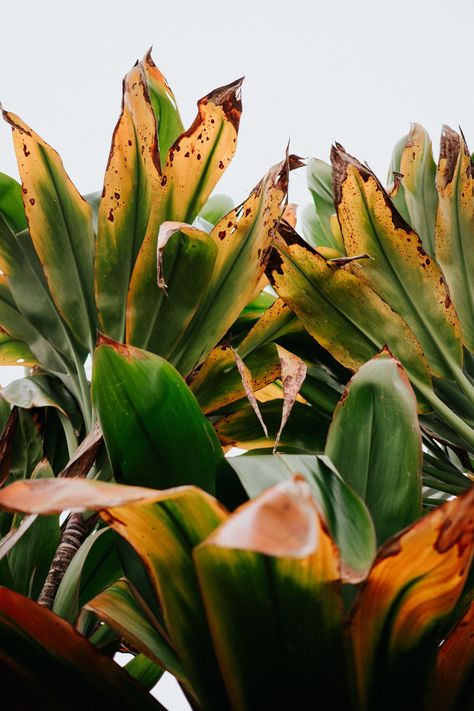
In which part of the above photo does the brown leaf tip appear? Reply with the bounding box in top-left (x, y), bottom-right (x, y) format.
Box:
top-left (204, 77), bottom-right (244, 132)
top-left (438, 125), bottom-right (467, 187)
top-left (95, 332), bottom-right (132, 358)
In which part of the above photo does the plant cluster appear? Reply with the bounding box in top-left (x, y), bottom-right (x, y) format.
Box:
top-left (0, 50), bottom-right (472, 710)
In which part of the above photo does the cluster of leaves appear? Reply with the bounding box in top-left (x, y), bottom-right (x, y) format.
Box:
top-left (0, 51), bottom-right (472, 709)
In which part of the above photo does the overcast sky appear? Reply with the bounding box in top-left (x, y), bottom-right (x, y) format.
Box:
top-left (1, 0), bottom-right (473, 707)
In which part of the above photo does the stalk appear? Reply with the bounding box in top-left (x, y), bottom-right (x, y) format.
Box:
top-left (415, 380), bottom-right (474, 450)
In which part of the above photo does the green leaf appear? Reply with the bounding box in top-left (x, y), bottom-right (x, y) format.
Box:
top-left (226, 453), bottom-right (375, 582)
top-left (53, 528), bottom-right (121, 623)
top-left (124, 653), bottom-right (164, 692)
top-left (396, 124), bottom-right (438, 257)
top-left (0, 171), bottom-right (27, 232)
top-left (435, 126), bottom-right (474, 352)
top-left (304, 158), bottom-right (344, 252)
top-left (142, 49), bottom-right (184, 167)
top-left (0, 278), bottom-right (67, 374)
top-left (194, 477), bottom-right (351, 709)
top-left (86, 578), bottom-right (185, 682)
top-left (3, 111), bottom-right (96, 352)
top-left (7, 460), bottom-right (59, 599)
top-left (325, 349), bottom-right (422, 543)
top-left (386, 133), bottom-right (410, 223)
top-left (197, 193), bottom-right (234, 227)
top-left (0, 587), bottom-right (164, 709)
top-left (0, 330), bottom-right (37, 367)
top-left (92, 338), bottom-right (223, 492)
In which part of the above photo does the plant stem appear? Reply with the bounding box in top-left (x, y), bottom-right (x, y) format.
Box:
top-left (450, 365), bottom-right (474, 408)
top-left (37, 511), bottom-right (98, 609)
top-left (416, 380), bottom-right (474, 450)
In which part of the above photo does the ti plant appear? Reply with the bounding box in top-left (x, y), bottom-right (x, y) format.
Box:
top-left (0, 470), bottom-right (472, 709)
top-left (0, 49), bottom-right (472, 710)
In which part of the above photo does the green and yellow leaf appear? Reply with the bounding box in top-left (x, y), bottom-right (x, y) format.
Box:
top-left (3, 110), bottom-right (96, 351)
top-left (350, 485), bottom-right (474, 709)
top-left (194, 476), bottom-right (350, 709)
top-left (435, 126), bottom-right (474, 352)
top-left (332, 143), bottom-right (462, 379)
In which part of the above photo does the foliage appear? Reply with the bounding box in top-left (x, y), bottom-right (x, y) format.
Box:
top-left (0, 51), bottom-right (472, 709)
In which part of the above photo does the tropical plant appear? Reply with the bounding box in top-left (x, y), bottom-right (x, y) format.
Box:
top-left (0, 473), bottom-right (472, 710)
top-left (0, 48), bottom-right (472, 711)
top-left (272, 125), bottom-right (474, 495)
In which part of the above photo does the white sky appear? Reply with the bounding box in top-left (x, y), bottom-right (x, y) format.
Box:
top-left (1, 0), bottom-right (473, 707)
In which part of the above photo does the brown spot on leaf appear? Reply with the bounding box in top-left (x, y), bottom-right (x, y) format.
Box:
top-left (29, 198), bottom-right (35, 206)
top-left (107, 209), bottom-right (114, 223)
top-left (114, 192), bottom-right (120, 200)
top-left (218, 230), bottom-right (226, 240)
top-left (22, 144), bottom-right (30, 157)
top-left (161, 175), bottom-right (167, 186)
top-left (218, 160), bottom-right (224, 169)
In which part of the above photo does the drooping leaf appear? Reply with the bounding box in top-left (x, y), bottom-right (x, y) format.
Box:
top-left (273, 345), bottom-right (307, 451)
top-left (435, 126), bottom-right (474, 352)
top-left (231, 347), bottom-right (268, 437)
top-left (325, 349), bottom-right (422, 543)
top-left (92, 337), bottom-right (223, 492)
top-left (190, 342), bottom-right (281, 414)
top-left (86, 578), bottom-right (185, 682)
top-left (214, 400), bottom-right (328, 453)
top-left (0, 329), bottom-right (37, 367)
top-left (194, 476), bottom-right (351, 709)
top-left (0, 477), bottom-right (160, 515)
top-left (331, 143), bottom-right (462, 380)
top-left (268, 227), bottom-right (432, 399)
top-left (2, 375), bottom-right (72, 416)
top-left (226, 453), bottom-right (375, 582)
top-left (0, 587), bottom-right (163, 709)
top-left (189, 296), bottom-right (301, 415)
top-left (3, 111), bottom-right (96, 351)
top-left (0, 171), bottom-right (27, 232)
top-left (350, 485), bottom-right (474, 710)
